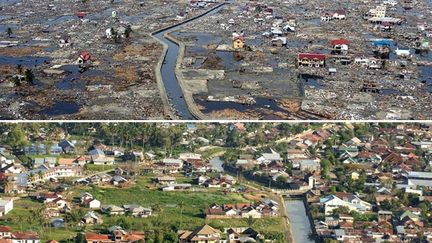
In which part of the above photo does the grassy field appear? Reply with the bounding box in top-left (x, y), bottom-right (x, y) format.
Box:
top-left (2, 174), bottom-right (285, 241)
top-left (1, 199), bottom-right (79, 242)
top-left (82, 182), bottom-right (284, 236)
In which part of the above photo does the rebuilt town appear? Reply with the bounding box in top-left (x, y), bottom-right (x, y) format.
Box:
top-left (0, 122), bottom-right (431, 242)
top-left (0, 0), bottom-right (431, 120)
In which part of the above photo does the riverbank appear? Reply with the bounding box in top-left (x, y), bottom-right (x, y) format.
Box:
top-left (166, 32), bottom-right (210, 120)
top-left (151, 35), bottom-right (177, 120)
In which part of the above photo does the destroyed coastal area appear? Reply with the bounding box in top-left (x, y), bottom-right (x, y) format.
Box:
top-left (1, 0), bottom-right (432, 120)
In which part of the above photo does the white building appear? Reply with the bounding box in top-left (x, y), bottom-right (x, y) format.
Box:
top-left (89, 199), bottom-right (101, 209)
top-left (0, 198), bottom-right (13, 216)
top-left (369, 5), bottom-right (386, 18)
top-left (320, 194), bottom-right (372, 215)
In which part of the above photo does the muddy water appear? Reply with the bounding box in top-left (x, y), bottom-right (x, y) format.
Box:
top-left (419, 66), bottom-right (432, 93)
top-left (0, 56), bottom-right (50, 67)
top-left (42, 101), bottom-right (80, 116)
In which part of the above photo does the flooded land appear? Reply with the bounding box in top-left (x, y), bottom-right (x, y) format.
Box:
top-left (171, 0), bottom-right (432, 120)
top-left (0, 0), bottom-right (214, 119)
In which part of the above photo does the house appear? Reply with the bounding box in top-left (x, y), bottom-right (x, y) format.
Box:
top-left (321, 13), bottom-right (332, 22)
top-left (320, 193), bottom-right (372, 215)
top-left (49, 145), bottom-right (62, 155)
top-left (77, 51), bottom-right (91, 64)
top-left (24, 143), bottom-right (46, 155)
top-left (178, 224), bottom-right (221, 243)
top-left (368, 5), bottom-right (386, 18)
top-left (123, 204), bottom-right (152, 218)
top-left (11, 232), bottom-right (40, 243)
top-left (256, 150), bottom-right (282, 165)
top-left (80, 192), bottom-right (101, 209)
top-left (58, 140), bottom-right (75, 153)
top-left (0, 226), bottom-right (12, 238)
top-left (89, 149), bottom-right (115, 165)
top-left (84, 233), bottom-right (112, 243)
top-left (155, 176), bottom-right (176, 184)
top-left (0, 198), bottom-right (13, 216)
top-left (110, 229), bottom-right (145, 242)
top-left (298, 53), bottom-right (326, 67)
top-left (185, 158), bottom-right (212, 173)
top-left (333, 9), bottom-right (346, 19)
top-left (205, 201), bottom-right (278, 219)
top-left (111, 176), bottom-right (128, 186)
top-left (87, 199), bottom-right (101, 209)
top-left (59, 34), bottom-right (71, 48)
top-left (57, 158), bottom-right (75, 166)
top-left (233, 36), bottom-right (245, 49)
top-left (330, 39), bottom-right (349, 53)
top-left (297, 159), bottom-right (321, 172)
top-left (102, 205), bottom-right (125, 216)
top-left (79, 211), bottom-right (103, 226)
top-left (161, 183), bottom-right (192, 191)
top-left (404, 171), bottom-right (432, 189)
top-left (395, 48), bottom-right (410, 57)
top-left (199, 174), bottom-right (236, 188)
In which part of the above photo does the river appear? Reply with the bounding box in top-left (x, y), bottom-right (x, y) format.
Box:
top-left (152, 3), bottom-right (227, 120)
top-left (285, 200), bottom-right (315, 243)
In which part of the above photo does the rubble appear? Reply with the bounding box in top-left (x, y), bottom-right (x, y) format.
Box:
top-left (169, 0), bottom-right (432, 120)
top-left (0, 0), bottom-right (215, 120)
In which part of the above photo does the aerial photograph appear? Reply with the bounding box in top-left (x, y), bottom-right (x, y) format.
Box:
top-left (0, 122), bottom-right (430, 242)
top-left (0, 0), bottom-right (431, 120)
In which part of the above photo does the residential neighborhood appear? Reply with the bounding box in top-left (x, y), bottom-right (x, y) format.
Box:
top-left (0, 122), bottom-right (431, 242)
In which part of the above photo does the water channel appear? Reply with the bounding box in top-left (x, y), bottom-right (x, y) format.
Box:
top-left (152, 3), bottom-right (227, 119)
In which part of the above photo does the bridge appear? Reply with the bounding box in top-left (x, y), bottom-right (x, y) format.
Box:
top-left (271, 188), bottom-right (309, 198)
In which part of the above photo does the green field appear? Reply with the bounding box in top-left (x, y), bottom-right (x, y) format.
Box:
top-left (1, 199), bottom-right (79, 241)
top-left (2, 176), bottom-right (285, 242)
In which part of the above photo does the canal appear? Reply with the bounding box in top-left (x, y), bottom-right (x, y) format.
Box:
top-left (285, 200), bottom-right (315, 243)
top-left (152, 3), bottom-right (227, 120)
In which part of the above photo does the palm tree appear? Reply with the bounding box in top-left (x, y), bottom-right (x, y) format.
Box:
top-left (16, 215), bottom-right (24, 231)
top-left (245, 216), bottom-right (256, 227)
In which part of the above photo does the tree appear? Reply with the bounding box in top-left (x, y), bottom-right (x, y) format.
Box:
top-left (245, 215), bottom-right (256, 227)
top-left (125, 25), bottom-right (132, 38)
top-left (226, 129), bottom-right (241, 147)
top-left (5, 125), bottom-right (27, 148)
top-left (75, 233), bottom-right (86, 243)
top-left (6, 27), bottom-right (12, 38)
top-left (24, 69), bottom-right (35, 85)
top-left (276, 175), bottom-right (287, 184)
